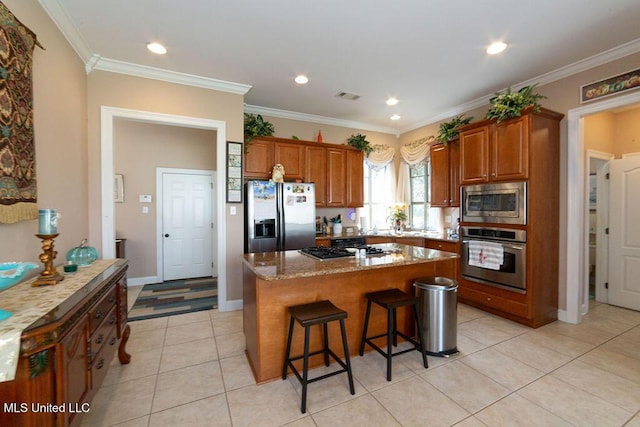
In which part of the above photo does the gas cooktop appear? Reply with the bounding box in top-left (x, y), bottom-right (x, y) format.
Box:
top-left (299, 246), bottom-right (385, 260)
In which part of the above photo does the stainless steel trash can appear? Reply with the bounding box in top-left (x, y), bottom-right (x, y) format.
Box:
top-left (414, 277), bottom-right (458, 357)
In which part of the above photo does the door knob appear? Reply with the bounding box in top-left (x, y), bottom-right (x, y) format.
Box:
top-left (164, 234), bottom-right (169, 237)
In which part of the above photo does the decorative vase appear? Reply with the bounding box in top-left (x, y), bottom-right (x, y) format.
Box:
top-left (393, 220), bottom-right (403, 235)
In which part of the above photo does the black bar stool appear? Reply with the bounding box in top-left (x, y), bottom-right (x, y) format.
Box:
top-left (282, 300), bottom-right (355, 413)
top-left (359, 288), bottom-right (428, 381)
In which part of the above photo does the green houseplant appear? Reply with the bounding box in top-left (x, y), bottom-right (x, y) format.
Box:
top-left (244, 113), bottom-right (275, 143)
top-left (437, 114), bottom-right (473, 144)
top-left (346, 133), bottom-right (373, 156)
top-left (485, 84), bottom-right (546, 123)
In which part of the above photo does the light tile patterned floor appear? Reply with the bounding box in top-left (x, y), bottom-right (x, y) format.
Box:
top-left (81, 289), bottom-right (640, 426)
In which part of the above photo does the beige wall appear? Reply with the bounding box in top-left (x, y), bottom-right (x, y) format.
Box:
top-left (0, 0), bottom-right (87, 264)
top-left (613, 107), bottom-right (640, 156)
top-left (86, 71), bottom-right (245, 300)
top-left (114, 120), bottom-right (216, 278)
top-left (584, 112), bottom-right (616, 153)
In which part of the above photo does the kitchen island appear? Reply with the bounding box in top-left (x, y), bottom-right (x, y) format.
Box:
top-left (242, 244), bottom-right (457, 383)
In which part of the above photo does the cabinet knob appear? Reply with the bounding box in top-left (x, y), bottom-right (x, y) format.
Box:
top-left (491, 173), bottom-right (496, 177)
top-left (483, 174), bottom-right (487, 178)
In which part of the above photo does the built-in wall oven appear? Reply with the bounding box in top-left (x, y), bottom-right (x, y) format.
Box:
top-left (461, 182), bottom-right (526, 225)
top-left (461, 226), bottom-right (527, 293)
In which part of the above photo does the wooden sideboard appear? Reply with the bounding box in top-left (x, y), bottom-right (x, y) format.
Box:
top-left (0, 260), bottom-right (131, 427)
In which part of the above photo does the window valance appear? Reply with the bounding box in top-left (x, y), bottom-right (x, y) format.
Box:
top-left (365, 144), bottom-right (395, 170)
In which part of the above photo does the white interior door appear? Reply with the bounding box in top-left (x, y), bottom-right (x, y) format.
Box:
top-left (162, 172), bottom-right (214, 281)
top-left (608, 155), bottom-right (640, 310)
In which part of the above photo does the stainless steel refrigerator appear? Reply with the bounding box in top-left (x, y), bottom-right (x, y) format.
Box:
top-left (244, 180), bottom-right (316, 253)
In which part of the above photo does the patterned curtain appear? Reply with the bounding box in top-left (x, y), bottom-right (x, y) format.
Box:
top-left (0, 2), bottom-right (42, 223)
top-left (397, 135), bottom-right (435, 204)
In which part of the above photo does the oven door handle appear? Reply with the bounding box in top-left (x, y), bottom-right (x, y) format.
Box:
top-left (462, 240), bottom-right (525, 250)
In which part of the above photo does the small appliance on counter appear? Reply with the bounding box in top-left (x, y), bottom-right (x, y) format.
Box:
top-left (245, 180), bottom-right (316, 253)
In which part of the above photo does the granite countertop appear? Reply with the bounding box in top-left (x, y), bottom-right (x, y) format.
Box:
top-left (243, 243), bottom-right (458, 281)
top-left (315, 232), bottom-right (459, 243)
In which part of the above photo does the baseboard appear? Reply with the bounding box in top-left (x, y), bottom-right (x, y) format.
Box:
top-left (557, 309), bottom-right (569, 323)
top-left (128, 276), bottom-right (159, 286)
top-left (221, 298), bottom-right (243, 312)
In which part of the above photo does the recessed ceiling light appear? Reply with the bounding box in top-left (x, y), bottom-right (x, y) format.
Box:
top-left (390, 114), bottom-right (401, 121)
top-left (294, 75), bottom-right (309, 84)
top-left (486, 41), bottom-right (507, 55)
top-left (147, 42), bottom-right (167, 55)
top-left (386, 97), bottom-right (399, 106)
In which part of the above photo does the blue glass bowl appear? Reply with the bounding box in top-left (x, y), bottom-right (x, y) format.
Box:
top-left (0, 262), bottom-right (38, 291)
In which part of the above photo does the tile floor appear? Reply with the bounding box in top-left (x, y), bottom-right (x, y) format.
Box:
top-left (81, 287), bottom-right (640, 426)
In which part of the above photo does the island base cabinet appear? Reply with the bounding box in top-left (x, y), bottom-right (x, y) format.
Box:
top-left (243, 259), bottom-right (456, 383)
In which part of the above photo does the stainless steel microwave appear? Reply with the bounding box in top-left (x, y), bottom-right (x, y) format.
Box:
top-left (461, 182), bottom-right (526, 225)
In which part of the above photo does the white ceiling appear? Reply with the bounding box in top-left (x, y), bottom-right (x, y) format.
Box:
top-left (41, 0), bottom-right (640, 134)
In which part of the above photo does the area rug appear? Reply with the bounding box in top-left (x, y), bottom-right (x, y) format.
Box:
top-left (128, 277), bottom-right (217, 321)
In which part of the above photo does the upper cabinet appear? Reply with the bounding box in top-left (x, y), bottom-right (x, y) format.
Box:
top-left (430, 139), bottom-right (460, 207)
top-left (244, 139), bottom-right (274, 180)
top-left (458, 109), bottom-right (560, 185)
top-left (274, 141), bottom-right (305, 181)
top-left (244, 136), bottom-right (364, 208)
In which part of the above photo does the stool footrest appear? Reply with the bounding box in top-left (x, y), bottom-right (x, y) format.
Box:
top-left (286, 348), bottom-right (350, 385)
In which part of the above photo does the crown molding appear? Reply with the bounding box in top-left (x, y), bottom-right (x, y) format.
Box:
top-left (38, 0), bottom-right (94, 63)
top-left (400, 37), bottom-right (640, 133)
top-left (244, 104), bottom-right (399, 135)
top-left (92, 58), bottom-right (252, 95)
top-left (38, 0), bottom-right (640, 133)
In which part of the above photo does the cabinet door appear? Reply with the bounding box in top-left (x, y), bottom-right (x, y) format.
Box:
top-left (366, 236), bottom-right (393, 244)
top-left (244, 139), bottom-right (274, 180)
top-left (430, 143), bottom-right (450, 207)
top-left (346, 150), bottom-right (364, 207)
top-left (395, 237), bottom-right (425, 247)
top-left (305, 146), bottom-right (327, 206)
top-left (274, 142), bottom-right (305, 181)
top-left (59, 318), bottom-right (90, 427)
top-left (449, 139), bottom-right (461, 206)
top-left (460, 126), bottom-right (490, 184)
top-left (326, 148), bottom-right (347, 207)
top-left (492, 116), bottom-right (529, 181)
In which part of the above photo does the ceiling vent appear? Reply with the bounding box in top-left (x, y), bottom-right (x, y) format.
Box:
top-left (335, 91), bottom-right (361, 101)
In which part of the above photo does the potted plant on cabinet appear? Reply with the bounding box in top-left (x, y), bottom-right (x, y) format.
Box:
top-left (244, 113), bottom-right (275, 143)
top-left (346, 133), bottom-right (374, 156)
top-left (437, 114), bottom-right (473, 145)
top-left (485, 84), bottom-right (546, 123)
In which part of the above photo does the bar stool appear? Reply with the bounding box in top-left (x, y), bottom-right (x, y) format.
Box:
top-left (359, 288), bottom-right (428, 381)
top-left (282, 300), bottom-right (355, 413)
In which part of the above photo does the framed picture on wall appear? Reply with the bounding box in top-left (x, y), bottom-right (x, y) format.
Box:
top-left (226, 141), bottom-right (243, 203)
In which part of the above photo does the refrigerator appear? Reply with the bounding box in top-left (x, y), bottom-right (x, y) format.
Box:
top-left (244, 180), bottom-right (316, 253)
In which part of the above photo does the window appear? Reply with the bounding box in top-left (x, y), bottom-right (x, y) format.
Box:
top-left (409, 161), bottom-right (430, 229)
top-left (362, 162), bottom-right (393, 229)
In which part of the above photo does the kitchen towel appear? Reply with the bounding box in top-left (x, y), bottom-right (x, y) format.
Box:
top-left (468, 240), bottom-right (504, 270)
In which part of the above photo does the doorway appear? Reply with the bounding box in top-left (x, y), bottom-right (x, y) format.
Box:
top-left (100, 106), bottom-right (230, 310)
top-left (158, 168), bottom-right (216, 281)
top-left (566, 90), bottom-right (640, 323)
top-left (584, 151), bottom-right (613, 307)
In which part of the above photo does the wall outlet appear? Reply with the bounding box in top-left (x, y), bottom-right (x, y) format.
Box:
top-left (230, 206), bottom-right (237, 215)
top-left (142, 206), bottom-right (149, 214)
top-left (445, 215), bottom-right (452, 223)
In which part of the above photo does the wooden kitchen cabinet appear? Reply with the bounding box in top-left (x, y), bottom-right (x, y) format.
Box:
top-left (274, 141), bottom-right (305, 181)
top-left (430, 139), bottom-right (460, 207)
top-left (327, 147), bottom-right (347, 207)
top-left (459, 111), bottom-right (531, 185)
top-left (244, 136), bottom-right (363, 208)
top-left (457, 107), bottom-right (564, 328)
top-left (305, 145), bottom-right (327, 206)
top-left (244, 138), bottom-right (274, 180)
top-left (346, 149), bottom-right (364, 207)
top-left (424, 239), bottom-right (458, 253)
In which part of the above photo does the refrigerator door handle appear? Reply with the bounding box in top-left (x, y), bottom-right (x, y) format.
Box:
top-left (276, 183), bottom-right (284, 250)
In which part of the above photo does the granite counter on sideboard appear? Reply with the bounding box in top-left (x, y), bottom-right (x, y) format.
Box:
top-left (242, 244), bottom-right (458, 383)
